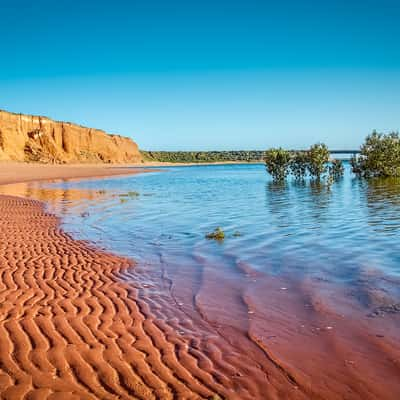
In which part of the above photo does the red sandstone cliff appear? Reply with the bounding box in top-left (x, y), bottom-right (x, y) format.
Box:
top-left (0, 110), bottom-right (142, 163)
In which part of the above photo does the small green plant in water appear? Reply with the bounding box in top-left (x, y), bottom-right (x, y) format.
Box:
top-left (119, 191), bottom-right (140, 198)
top-left (205, 227), bottom-right (225, 241)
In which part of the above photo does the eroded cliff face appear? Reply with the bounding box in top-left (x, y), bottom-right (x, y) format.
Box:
top-left (0, 110), bottom-right (142, 163)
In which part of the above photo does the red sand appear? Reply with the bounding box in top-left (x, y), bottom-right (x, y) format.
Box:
top-left (0, 162), bottom-right (150, 186)
top-left (0, 164), bottom-right (399, 399)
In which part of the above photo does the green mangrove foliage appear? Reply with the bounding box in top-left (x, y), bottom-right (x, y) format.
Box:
top-left (264, 148), bottom-right (291, 181)
top-left (329, 159), bottom-right (345, 179)
top-left (307, 143), bottom-right (330, 180)
top-left (290, 151), bottom-right (308, 180)
top-left (264, 143), bottom-right (343, 182)
top-left (351, 131), bottom-right (400, 177)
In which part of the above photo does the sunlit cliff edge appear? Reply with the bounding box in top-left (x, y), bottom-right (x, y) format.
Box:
top-left (0, 110), bottom-right (142, 163)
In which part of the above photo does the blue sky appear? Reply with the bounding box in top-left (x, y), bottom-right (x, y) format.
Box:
top-left (1, 0), bottom-right (399, 150)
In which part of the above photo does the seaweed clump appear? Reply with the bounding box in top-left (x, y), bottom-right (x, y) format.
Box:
top-left (119, 191), bottom-right (140, 198)
top-left (205, 227), bottom-right (225, 241)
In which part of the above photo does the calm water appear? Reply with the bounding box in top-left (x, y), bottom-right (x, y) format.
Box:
top-left (3, 163), bottom-right (400, 308)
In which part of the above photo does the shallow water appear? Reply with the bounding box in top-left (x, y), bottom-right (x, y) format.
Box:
top-left (3, 164), bottom-right (400, 305)
top-left (7, 164), bottom-right (400, 279)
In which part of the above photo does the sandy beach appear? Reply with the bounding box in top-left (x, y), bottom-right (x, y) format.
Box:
top-left (1, 194), bottom-right (226, 399)
top-left (0, 164), bottom-right (400, 399)
top-left (0, 163), bottom-right (153, 186)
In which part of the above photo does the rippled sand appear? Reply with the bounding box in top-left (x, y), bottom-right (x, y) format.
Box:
top-left (0, 195), bottom-right (224, 399)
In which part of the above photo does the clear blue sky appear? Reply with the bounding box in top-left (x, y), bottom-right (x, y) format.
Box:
top-left (1, 0), bottom-right (399, 150)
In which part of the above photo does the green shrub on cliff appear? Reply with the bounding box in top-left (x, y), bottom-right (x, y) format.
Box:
top-left (351, 131), bottom-right (400, 177)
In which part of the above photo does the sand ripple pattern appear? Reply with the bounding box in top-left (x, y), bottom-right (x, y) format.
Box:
top-left (0, 195), bottom-right (231, 399)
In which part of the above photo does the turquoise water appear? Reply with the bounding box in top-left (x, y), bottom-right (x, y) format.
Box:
top-left (5, 163), bottom-right (400, 308)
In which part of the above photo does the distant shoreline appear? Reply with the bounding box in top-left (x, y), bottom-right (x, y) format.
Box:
top-left (141, 160), bottom-right (264, 167)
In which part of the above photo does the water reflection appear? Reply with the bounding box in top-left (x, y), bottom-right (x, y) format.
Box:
top-left (0, 180), bottom-right (114, 218)
top-left (363, 177), bottom-right (400, 234)
top-left (265, 179), bottom-right (334, 235)
top-left (264, 181), bottom-right (292, 229)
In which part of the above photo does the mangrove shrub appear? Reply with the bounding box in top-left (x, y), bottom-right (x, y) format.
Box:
top-left (264, 148), bottom-right (291, 181)
top-left (328, 159), bottom-right (344, 179)
top-left (290, 151), bottom-right (309, 180)
top-left (307, 143), bottom-right (330, 180)
top-left (351, 131), bottom-right (400, 177)
top-left (265, 143), bottom-right (344, 182)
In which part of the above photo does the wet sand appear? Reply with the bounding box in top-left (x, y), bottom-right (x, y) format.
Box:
top-left (0, 162), bottom-right (151, 186)
top-left (0, 165), bottom-right (400, 399)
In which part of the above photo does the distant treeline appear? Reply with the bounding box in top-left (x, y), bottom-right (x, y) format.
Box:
top-left (141, 150), bottom-right (265, 163)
